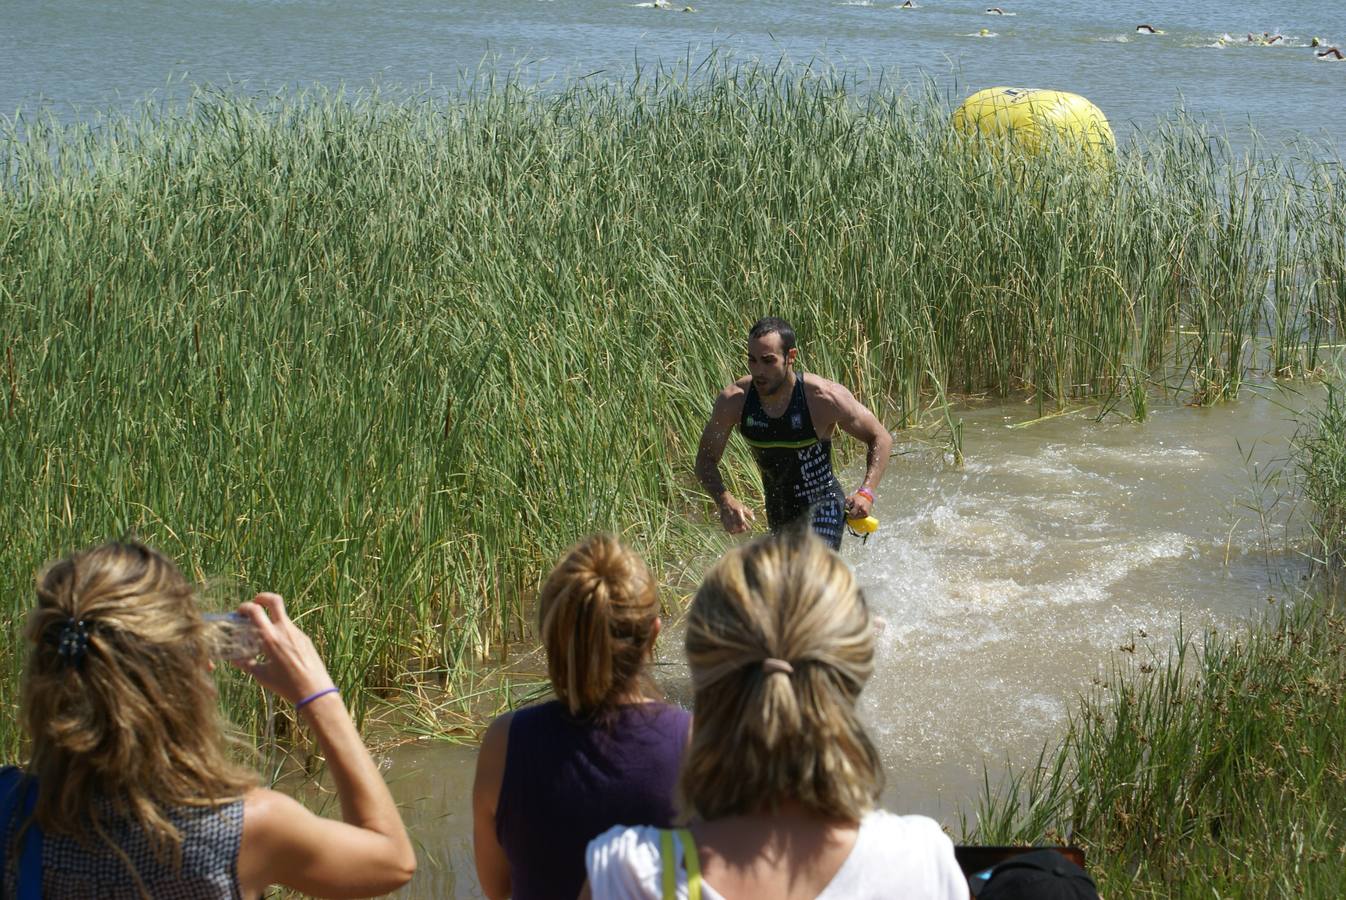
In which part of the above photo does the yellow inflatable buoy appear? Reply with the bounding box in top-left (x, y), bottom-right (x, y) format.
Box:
top-left (846, 515), bottom-right (880, 534)
top-left (951, 87), bottom-right (1116, 159)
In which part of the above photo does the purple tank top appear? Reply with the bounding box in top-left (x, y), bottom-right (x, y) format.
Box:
top-left (496, 699), bottom-right (690, 900)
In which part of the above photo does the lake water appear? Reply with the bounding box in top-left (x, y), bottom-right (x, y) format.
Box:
top-left (4, 0), bottom-right (1344, 153)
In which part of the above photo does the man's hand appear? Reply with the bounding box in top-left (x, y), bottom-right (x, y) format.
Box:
top-left (718, 495), bottom-right (756, 534)
top-left (845, 489), bottom-right (873, 520)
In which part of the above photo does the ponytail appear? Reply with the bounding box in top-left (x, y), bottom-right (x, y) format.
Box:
top-left (679, 530), bottom-right (882, 821)
top-left (537, 535), bottom-right (660, 717)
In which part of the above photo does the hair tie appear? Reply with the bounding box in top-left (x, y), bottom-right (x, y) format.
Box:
top-left (47, 618), bottom-right (92, 669)
top-left (762, 657), bottom-right (794, 676)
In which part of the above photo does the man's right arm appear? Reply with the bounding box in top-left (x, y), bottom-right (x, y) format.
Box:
top-left (694, 385), bottom-right (755, 534)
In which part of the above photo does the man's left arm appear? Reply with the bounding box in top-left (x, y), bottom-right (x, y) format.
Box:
top-left (825, 382), bottom-right (893, 519)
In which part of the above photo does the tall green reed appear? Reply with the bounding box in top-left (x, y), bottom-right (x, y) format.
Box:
top-left (1295, 383), bottom-right (1346, 580)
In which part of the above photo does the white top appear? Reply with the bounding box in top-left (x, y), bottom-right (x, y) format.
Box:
top-left (586, 810), bottom-right (968, 900)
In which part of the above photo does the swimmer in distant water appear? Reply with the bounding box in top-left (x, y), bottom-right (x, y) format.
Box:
top-left (978, 27), bottom-right (993, 36)
top-left (1319, 47), bottom-right (1345, 60)
top-left (901, 1), bottom-right (917, 8)
top-left (1246, 32), bottom-right (1283, 45)
top-left (1135, 24), bottom-right (1162, 34)
top-left (986, 7), bottom-right (1005, 14)
top-left (1311, 37), bottom-right (1322, 47)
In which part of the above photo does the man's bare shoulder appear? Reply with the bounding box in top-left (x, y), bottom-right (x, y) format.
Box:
top-left (801, 373), bottom-right (852, 408)
top-left (716, 378), bottom-right (752, 406)
top-left (702, 379), bottom-right (750, 434)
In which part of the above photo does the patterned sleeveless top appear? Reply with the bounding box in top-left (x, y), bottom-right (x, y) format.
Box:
top-left (1, 787), bottom-right (245, 900)
top-left (739, 372), bottom-right (845, 548)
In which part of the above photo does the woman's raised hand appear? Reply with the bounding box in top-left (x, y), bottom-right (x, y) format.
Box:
top-left (231, 592), bottom-right (418, 897)
top-left (233, 592), bottom-right (334, 705)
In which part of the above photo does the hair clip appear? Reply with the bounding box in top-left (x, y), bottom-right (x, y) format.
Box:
top-left (48, 618), bottom-right (92, 668)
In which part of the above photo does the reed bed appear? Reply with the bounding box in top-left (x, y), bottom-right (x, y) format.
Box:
top-left (2, 63), bottom-right (1344, 750)
top-left (1296, 384), bottom-right (1346, 580)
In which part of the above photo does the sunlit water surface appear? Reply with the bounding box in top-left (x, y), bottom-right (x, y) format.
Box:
top-left (4, 0), bottom-right (1345, 155)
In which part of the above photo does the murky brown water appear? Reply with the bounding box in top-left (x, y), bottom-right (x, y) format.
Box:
top-left (383, 383), bottom-right (1318, 898)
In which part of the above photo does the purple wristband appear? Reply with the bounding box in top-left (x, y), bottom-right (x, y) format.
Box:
top-left (295, 686), bottom-right (340, 711)
top-left (856, 486), bottom-right (875, 502)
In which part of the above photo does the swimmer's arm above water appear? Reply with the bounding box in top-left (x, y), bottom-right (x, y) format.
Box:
top-left (812, 379), bottom-right (893, 519)
top-left (695, 383), bottom-right (756, 534)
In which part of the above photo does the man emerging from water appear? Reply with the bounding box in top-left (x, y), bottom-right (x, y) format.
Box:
top-left (695, 317), bottom-right (893, 549)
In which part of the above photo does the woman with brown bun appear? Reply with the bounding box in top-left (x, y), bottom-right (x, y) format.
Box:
top-left (0, 541), bottom-right (415, 898)
top-left (584, 531), bottom-right (966, 900)
top-left (473, 535), bottom-right (691, 900)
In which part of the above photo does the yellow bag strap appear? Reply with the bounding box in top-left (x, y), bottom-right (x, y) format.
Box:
top-left (660, 830), bottom-right (676, 900)
top-left (658, 829), bottom-right (702, 900)
top-left (678, 829), bottom-right (702, 900)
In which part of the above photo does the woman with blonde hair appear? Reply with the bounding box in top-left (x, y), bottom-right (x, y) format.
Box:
top-left (473, 534), bottom-right (691, 900)
top-left (0, 541), bottom-right (416, 898)
top-left (584, 530), bottom-right (966, 899)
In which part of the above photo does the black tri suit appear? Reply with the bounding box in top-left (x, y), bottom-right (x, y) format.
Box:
top-left (739, 373), bottom-right (846, 550)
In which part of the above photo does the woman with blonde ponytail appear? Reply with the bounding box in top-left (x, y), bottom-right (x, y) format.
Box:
top-left (584, 531), bottom-right (966, 900)
top-left (473, 535), bottom-right (691, 900)
top-left (1, 541), bottom-right (415, 898)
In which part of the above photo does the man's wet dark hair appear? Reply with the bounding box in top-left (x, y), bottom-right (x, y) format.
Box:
top-left (747, 317), bottom-right (796, 353)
